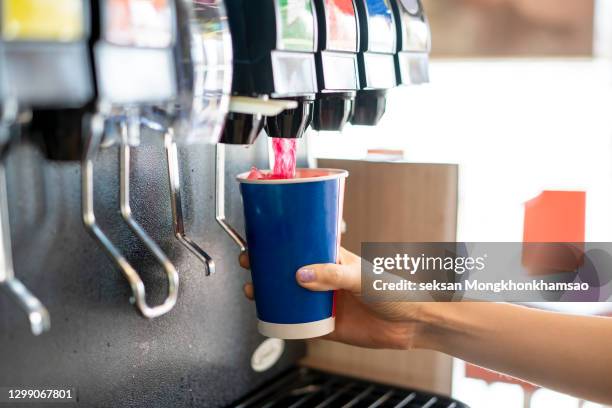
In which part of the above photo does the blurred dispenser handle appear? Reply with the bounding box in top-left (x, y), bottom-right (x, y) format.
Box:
top-left (0, 161), bottom-right (51, 336)
top-left (215, 97), bottom-right (298, 252)
top-left (82, 113), bottom-right (178, 319)
top-left (164, 129), bottom-right (215, 275)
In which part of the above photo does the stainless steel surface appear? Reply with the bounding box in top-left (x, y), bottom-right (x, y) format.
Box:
top-left (216, 143), bottom-right (247, 253)
top-left (232, 368), bottom-right (467, 408)
top-left (2, 132), bottom-right (304, 407)
top-left (82, 113), bottom-right (178, 319)
top-left (165, 128), bottom-right (215, 275)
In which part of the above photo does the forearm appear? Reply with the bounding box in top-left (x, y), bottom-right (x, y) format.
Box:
top-left (417, 303), bottom-right (612, 404)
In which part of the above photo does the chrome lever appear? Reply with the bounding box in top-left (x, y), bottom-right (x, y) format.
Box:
top-left (0, 160), bottom-right (50, 336)
top-left (82, 113), bottom-right (178, 319)
top-left (119, 114), bottom-right (179, 315)
top-left (215, 144), bottom-right (247, 253)
top-left (164, 129), bottom-right (215, 275)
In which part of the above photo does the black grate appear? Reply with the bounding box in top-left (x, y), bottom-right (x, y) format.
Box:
top-left (230, 367), bottom-right (469, 408)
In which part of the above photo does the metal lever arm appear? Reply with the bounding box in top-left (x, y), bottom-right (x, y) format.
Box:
top-left (82, 114), bottom-right (178, 319)
top-left (214, 96), bottom-right (299, 251)
top-left (164, 129), bottom-right (215, 275)
top-left (119, 116), bottom-right (179, 316)
top-left (0, 161), bottom-right (50, 335)
top-left (215, 144), bottom-right (247, 253)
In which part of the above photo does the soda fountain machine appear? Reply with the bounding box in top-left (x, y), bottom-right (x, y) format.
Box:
top-left (352, 0), bottom-right (398, 125)
top-left (224, 0), bottom-right (318, 141)
top-left (0, 1), bottom-right (468, 406)
top-left (0, 0), bottom-right (94, 335)
top-left (216, 0), bottom-right (318, 252)
top-left (312, 0), bottom-right (361, 132)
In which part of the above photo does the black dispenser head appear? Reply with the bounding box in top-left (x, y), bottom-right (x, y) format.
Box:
top-left (351, 89), bottom-right (387, 126)
top-left (351, 0), bottom-right (398, 126)
top-left (220, 111), bottom-right (265, 145)
top-left (265, 97), bottom-right (314, 139)
top-left (312, 93), bottom-right (355, 131)
top-left (222, 0), bottom-right (319, 143)
top-left (390, 0), bottom-right (431, 85)
top-left (311, 0), bottom-right (361, 132)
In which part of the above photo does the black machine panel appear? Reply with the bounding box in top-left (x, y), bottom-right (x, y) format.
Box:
top-left (311, 0), bottom-right (361, 131)
top-left (225, 0), bottom-right (318, 98)
top-left (351, 0), bottom-right (398, 126)
top-left (223, 0), bottom-right (318, 141)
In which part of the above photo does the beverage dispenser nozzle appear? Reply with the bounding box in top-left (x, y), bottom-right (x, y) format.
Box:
top-left (311, 0), bottom-right (361, 132)
top-left (352, 0), bottom-right (399, 126)
top-left (215, 98), bottom-right (297, 252)
top-left (214, 0), bottom-right (318, 250)
top-left (222, 0), bottom-right (319, 142)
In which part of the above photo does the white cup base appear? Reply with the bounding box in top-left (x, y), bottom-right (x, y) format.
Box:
top-left (257, 317), bottom-right (335, 340)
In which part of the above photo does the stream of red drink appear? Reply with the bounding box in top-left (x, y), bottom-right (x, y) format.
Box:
top-left (247, 138), bottom-right (298, 180)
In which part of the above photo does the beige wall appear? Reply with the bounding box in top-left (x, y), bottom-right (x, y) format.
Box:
top-left (425, 0), bottom-right (595, 57)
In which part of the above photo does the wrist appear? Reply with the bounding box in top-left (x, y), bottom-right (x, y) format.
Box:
top-left (413, 303), bottom-right (475, 352)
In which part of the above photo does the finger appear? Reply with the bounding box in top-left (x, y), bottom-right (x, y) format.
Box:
top-left (296, 263), bottom-right (361, 294)
top-left (239, 252), bottom-right (250, 270)
top-left (243, 283), bottom-right (254, 300)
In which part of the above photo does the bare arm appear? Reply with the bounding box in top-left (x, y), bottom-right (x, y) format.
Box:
top-left (419, 302), bottom-right (612, 404)
top-left (240, 248), bottom-right (612, 403)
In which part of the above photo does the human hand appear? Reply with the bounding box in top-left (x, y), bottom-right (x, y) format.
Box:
top-left (239, 247), bottom-right (429, 350)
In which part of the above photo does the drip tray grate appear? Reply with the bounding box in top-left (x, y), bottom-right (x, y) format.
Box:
top-left (231, 367), bottom-right (469, 408)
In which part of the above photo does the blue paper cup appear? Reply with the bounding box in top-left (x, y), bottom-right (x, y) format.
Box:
top-left (237, 169), bottom-right (348, 339)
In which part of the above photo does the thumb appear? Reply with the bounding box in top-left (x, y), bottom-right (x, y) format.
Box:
top-left (296, 263), bottom-right (361, 294)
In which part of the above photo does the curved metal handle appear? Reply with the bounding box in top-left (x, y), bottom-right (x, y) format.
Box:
top-left (0, 161), bottom-right (50, 335)
top-left (82, 114), bottom-right (178, 319)
top-left (215, 144), bottom-right (247, 252)
top-left (164, 129), bottom-right (215, 275)
top-left (119, 116), bottom-right (180, 314)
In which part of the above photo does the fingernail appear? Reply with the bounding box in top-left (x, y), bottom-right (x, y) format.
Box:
top-left (297, 268), bottom-right (316, 283)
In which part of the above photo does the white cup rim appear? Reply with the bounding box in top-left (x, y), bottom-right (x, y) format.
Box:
top-left (236, 168), bottom-right (349, 185)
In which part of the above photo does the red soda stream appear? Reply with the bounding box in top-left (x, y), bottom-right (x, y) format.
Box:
top-left (247, 138), bottom-right (298, 180)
